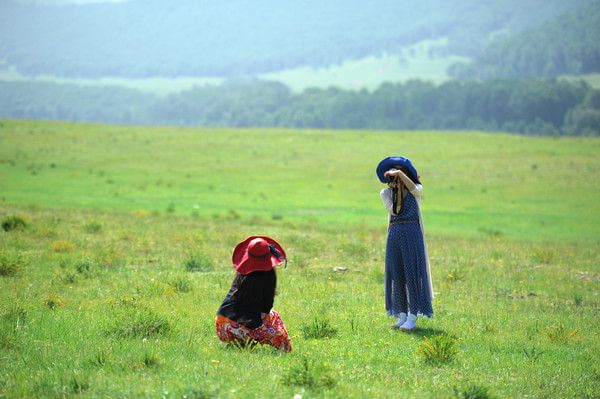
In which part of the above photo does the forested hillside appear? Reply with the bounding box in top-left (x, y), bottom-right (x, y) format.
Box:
top-left (2, 79), bottom-right (598, 135)
top-left (0, 0), bottom-right (591, 78)
top-left (449, 1), bottom-right (600, 79)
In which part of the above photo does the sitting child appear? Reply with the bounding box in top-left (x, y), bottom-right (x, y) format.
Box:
top-left (215, 236), bottom-right (292, 352)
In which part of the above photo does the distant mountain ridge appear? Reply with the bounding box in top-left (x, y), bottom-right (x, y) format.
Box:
top-left (0, 0), bottom-right (592, 78)
top-left (450, 0), bottom-right (600, 79)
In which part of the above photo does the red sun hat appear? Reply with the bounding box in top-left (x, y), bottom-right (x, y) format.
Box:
top-left (232, 236), bottom-right (287, 275)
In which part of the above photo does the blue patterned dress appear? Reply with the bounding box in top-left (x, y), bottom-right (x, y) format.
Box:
top-left (384, 190), bottom-right (433, 318)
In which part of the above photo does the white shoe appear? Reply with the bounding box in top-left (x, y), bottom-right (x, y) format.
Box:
top-left (399, 314), bottom-right (417, 331)
top-left (393, 313), bottom-right (407, 328)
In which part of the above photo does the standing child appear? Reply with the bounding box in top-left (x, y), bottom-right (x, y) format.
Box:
top-left (376, 156), bottom-right (434, 331)
top-left (215, 236), bottom-right (292, 352)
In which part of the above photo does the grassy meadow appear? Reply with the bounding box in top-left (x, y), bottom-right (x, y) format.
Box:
top-left (0, 119), bottom-right (599, 398)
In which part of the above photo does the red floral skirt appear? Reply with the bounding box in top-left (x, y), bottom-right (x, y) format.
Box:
top-left (215, 309), bottom-right (292, 352)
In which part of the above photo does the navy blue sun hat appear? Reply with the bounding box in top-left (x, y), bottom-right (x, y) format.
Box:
top-left (376, 156), bottom-right (421, 184)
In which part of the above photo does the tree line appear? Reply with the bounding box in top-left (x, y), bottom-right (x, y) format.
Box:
top-left (0, 79), bottom-right (598, 135)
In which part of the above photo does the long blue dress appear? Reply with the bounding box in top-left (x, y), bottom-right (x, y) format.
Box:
top-left (385, 192), bottom-right (433, 318)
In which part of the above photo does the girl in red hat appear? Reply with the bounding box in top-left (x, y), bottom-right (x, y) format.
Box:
top-left (215, 236), bottom-right (292, 352)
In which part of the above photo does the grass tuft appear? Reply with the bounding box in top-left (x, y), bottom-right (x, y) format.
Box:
top-left (2, 305), bottom-right (27, 326)
top-left (543, 323), bottom-right (579, 343)
top-left (179, 385), bottom-right (221, 399)
top-left (185, 254), bottom-right (214, 272)
top-left (0, 305), bottom-right (27, 348)
top-left (302, 316), bottom-right (338, 339)
top-left (110, 309), bottom-right (171, 339)
top-left (453, 384), bottom-right (494, 399)
top-left (91, 350), bottom-right (107, 368)
top-left (522, 346), bottom-right (545, 362)
top-left (52, 240), bottom-right (74, 253)
top-left (58, 269), bottom-right (78, 284)
top-left (532, 249), bottom-right (554, 264)
top-left (282, 357), bottom-right (336, 390)
top-left (82, 220), bottom-right (102, 233)
top-left (0, 323), bottom-right (18, 349)
top-left (169, 275), bottom-right (193, 293)
top-left (1, 215), bottom-right (26, 232)
top-left (228, 337), bottom-right (260, 352)
top-left (416, 334), bottom-right (459, 366)
top-left (43, 294), bottom-right (65, 309)
top-left (0, 251), bottom-right (25, 277)
top-left (142, 351), bottom-right (162, 368)
top-left (74, 257), bottom-right (96, 274)
top-left (68, 374), bottom-right (90, 394)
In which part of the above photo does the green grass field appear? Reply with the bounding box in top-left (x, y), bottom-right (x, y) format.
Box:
top-left (1, 120), bottom-right (599, 398)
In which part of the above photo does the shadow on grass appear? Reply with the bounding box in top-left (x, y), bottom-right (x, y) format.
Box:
top-left (393, 326), bottom-right (449, 338)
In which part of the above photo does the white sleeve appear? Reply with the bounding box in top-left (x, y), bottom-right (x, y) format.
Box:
top-left (410, 184), bottom-right (423, 203)
top-left (380, 188), bottom-right (394, 215)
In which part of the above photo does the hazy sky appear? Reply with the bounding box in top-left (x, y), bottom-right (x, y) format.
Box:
top-left (15, 0), bottom-right (129, 4)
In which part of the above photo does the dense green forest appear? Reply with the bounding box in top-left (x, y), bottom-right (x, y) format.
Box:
top-left (449, 0), bottom-right (600, 79)
top-left (0, 0), bottom-right (591, 78)
top-left (1, 79), bottom-right (598, 135)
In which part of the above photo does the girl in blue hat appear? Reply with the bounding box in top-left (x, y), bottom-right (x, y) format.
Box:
top-left (376, 157), bottom-right (433, 330)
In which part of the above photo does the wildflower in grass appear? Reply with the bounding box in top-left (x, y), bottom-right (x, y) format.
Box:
top-left (446, 269), bottom-right (464, 282)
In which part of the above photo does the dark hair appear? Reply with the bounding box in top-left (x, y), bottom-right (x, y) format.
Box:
top-left (230, 270), bottom-right (276, 305)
